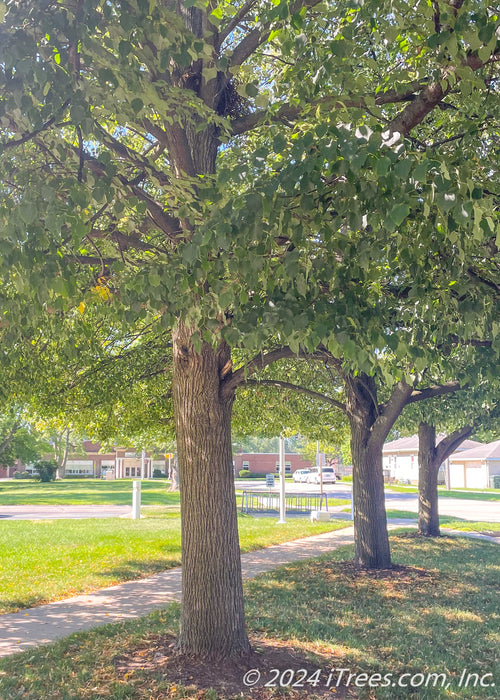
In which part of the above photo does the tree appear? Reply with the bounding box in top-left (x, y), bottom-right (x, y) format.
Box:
top-left (396, 376), bottom-right (500, 536)
top-left (244, 352), bottom-right (475, 566)
top-left (34, 459), bottom-right (57, 482)
top-left (1, 0), bottom-right (499, 656)
top-left (0, 409), bottom-right (48, 468)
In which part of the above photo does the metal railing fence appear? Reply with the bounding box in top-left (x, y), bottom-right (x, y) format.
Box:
top-left (241, 490), bottom-right (328, 514)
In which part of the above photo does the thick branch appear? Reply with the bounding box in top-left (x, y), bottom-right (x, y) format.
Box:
top-left (407, 381), bottom-right (464, 404)
top-left (0, 421), bottom-right (21, 457)
top-left (229, 0), bottom-right (323, 67)
top-left (435, 424), bottom-right (473, 465)
top-left (370, 381), bottom-right (414, 448)
top-left (88, 227), bottom-right (157, 253)
top-left (467, 267), bottom-right (500, 294)
top-left (388, 53), bottom-right (499, 135)
top-left (230, 82), bottom-right (424, 135)
top-left (95, 123), bottom-right (171, 186)
top-left (221, 345), bottom-right (329, 396)
top-left (244, 378), bottom-right (346, 412)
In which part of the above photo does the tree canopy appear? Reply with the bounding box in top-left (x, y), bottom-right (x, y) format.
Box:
top-left (1, 0), bottom-right (499, 657)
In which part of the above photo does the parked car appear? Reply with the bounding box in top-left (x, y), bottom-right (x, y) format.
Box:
top-left (293, 469), bottom-right (311, 483)
top-left (307, 467), bottom-right (336, 484)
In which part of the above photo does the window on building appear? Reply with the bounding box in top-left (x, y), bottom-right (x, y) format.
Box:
top-left (275, 462), bottom-right (292, 474)
top-left (125, 467), bottom-right (130, 477)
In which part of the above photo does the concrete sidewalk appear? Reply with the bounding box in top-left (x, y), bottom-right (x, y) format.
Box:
top-left (0, 526), bottom-right (355, 658)
top-left (0, 523), bottom-right (497, 659)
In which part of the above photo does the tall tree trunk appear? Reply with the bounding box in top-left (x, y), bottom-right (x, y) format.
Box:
top-left (169, 450), bottom-right (180, 491)
top-left (418, 423), bottom-right (440, 536)
top-left (59, 428), bottom-right (70, 479)
top-left (346, 374), bottom-right (392, 569)
top-left (418, 422), bottom-right (473, 537)
top-left (172, 323), bottom-right (250, 658)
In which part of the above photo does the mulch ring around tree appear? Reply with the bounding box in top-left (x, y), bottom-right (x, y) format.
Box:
top-left (115, 635), bottom-right (357, 698)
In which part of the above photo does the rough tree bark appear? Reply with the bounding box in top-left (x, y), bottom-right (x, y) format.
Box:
top-left (418, 423), bottom-right (440, 536)
top-left (418, 422), bottom-right (473, 536)
top-left (172, 322), bottom-right (250, 658)
top-left (345, 374), bottom-right (392, 569)
top-left (169, 450), bottom-right (180, 492)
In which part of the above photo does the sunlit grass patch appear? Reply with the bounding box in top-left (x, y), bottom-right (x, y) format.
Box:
top-left (0, 536), bottom-right (498, 699)
top-left (0, 479), bottom-right (181, 506)
top-left (0, 512), bottom-right (349, 613)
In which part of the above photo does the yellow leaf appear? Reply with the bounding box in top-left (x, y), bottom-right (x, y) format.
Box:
top-left (77, 301), bottom-right (86, 314)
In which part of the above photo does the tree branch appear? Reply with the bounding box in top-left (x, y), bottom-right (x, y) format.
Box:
top-left (407, 381), bottom-right (464, 404)
top-left (388, 52), bottom-right (499, 135)
top-left (435, 424), bottom-right (473, 465)
top-left (230, 81), bottom-right (425, 135)
top-left (218, 0), bottom-right (260, 46)
top-left (221, 345), bottom-right (329, 396)
top-left (370, 381), bottom-right (414, 448)
top-left (94, 123), bottom-right (171, 186)
top-left (2, 99), bottom-right (70, 150)
top-left (244, 378), bottom-right (346, 411)
top-left (229, 0), bottom-right (323, 67)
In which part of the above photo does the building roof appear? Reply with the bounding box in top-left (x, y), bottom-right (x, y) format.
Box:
top-left (449, 439), bottom-right (500, 462)
top-left (383, 435), bottom-right (483, 455)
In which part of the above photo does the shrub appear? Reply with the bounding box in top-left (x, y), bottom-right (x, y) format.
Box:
top-left (13, 470), bottom-right (33, 479)
top-left (153, 469), bottom-right (166, 478)
top-left (238, 469), bottom-right (253, 478)
top-left (34, 460), bottom-right (57, 483)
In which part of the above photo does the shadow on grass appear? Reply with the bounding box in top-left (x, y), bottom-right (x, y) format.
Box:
top-left (0, 597), bottom-right (46, 614)
top-left (95, 557), bottom-right (182, 581)
top-left (244, 534), bottom-right (500, 698)
top-left (0, 537), bottom-right (498, 699)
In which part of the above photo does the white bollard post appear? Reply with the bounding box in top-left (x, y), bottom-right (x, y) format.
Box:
top-left (132, 479), bottom-right (141, 519)
top-left (277, 435), bottom-right (286, 524)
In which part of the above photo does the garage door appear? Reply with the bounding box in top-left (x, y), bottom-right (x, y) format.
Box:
top-left (449, 463), bottom-right (465, 489)
top-left (465, 465), bottom-right (485, 489)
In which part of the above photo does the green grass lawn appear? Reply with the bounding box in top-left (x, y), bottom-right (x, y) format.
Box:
top-left (0, 534), bottom-right (498, 699)
top-left (0, 511), bottom-right (349, 614)
top-left (383, 510), bottom-right (500, 534)
top-left (0, 479), bottom-right (180, 506)
top-left (386, 485), bottom-right (500, 501)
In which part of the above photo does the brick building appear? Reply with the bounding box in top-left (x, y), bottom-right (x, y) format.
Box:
top-left (12, 441), bottom-right (168, 479)
top-left (233, 452), bottom-right (313, 476)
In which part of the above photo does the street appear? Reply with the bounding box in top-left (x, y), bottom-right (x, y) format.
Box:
top-left (234, 480), bottom-right (500, 522)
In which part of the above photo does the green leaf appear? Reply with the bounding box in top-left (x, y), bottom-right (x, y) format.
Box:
top-left (70, 105), bottom-right (86, 124)
top-left (19, 201), bottom-right (38, 226)
top-left (130, 98), bottom-right (144, 114)
top-left (273, 133), bottom-right (287, 153)
top-left (245, 83), bottom-right (259, 98)
top-left (389, 203), bottom-right (410, 227)
top-left (148, 270), bottom-right (161, 287)
top-left (376, 156), bottom-right (391, 177)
